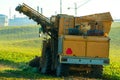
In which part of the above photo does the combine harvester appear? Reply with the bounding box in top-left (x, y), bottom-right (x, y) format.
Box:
top-left (16, 3), bottom-right (113, 78)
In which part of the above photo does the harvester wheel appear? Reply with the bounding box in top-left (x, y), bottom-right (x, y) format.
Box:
top-left (41, 48), bottom-right (52, 74)
top-left (89, 65), bottom-right (103, 78)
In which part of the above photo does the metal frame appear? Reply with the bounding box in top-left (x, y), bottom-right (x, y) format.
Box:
top-left (59, 55), bottom-right (109, 65)
top-left (58, 36), bottom-right (63, 54)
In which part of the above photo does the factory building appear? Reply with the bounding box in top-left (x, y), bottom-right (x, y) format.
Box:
top-left (0, 14), bottom-right (8, 27)
top-left (9, 17), bottom-right (36, 26)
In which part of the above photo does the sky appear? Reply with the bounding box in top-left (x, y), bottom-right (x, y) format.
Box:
top-left (0, 0), bottom-right (120, 19)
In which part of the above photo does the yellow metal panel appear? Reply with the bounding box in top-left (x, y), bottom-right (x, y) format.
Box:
top-left (58, 15), bottom-right (74, 35)
top-left (76, 12), bottom-right (113, 35)
top-left (87, 41), bottom-right (109, 58)
top-left (103, 21), bottom-right (112, 34)
top-left (86, 36), bottom-right (109, 58)
top-left (59, 18), bottom-right (64, 35)
top-left (86, 36), bottom-right (110, 42)
top-left (81, 12), bottom-right (113, 22)
top-left (63, 40), bottom-right (86, 57)
top-left (64, 35), bottom-right (86, 41)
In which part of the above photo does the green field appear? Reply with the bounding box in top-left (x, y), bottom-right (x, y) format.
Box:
top-left (0, 23), bottom-right (120, 80)
top-left (103, 22), bottom-right (120, 80)
top-left (0, 26), bottom-right (55, 79)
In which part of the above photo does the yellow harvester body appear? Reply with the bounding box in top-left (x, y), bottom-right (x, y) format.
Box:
top-left (16, 3), bottom-right (113, 77)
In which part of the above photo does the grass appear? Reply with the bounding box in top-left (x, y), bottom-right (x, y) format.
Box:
top-left (0, 23), bottom-right (120, 80)
top-left (0, 26), bottom-right (56, 79)
top-left (102, 25), bottom-right (120, 80)
top-left (0, 26), bottom-right (40, 41)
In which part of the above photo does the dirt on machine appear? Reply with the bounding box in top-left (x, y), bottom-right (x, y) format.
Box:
top-left (16, 3), bottom-right (113, 78)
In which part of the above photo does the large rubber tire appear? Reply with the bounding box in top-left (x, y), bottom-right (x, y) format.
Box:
top-left (89, 65), bottom-right (103, 78)
top-left (56, 60), bottom-right (69, 77)
top-left (41, 48), bottom-right (52, 74)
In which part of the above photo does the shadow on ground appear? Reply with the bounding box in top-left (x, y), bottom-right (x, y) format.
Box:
top-left (102, 74), bottom-right (120, 80)
top-left (0, 59), bottom-right (56, 79)
top-left (0, 59), bottom-right (120, 80)
top-left (0, 59), bottom-right (23, 68)
top-left (0, 69), bottom-right (55, 79)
